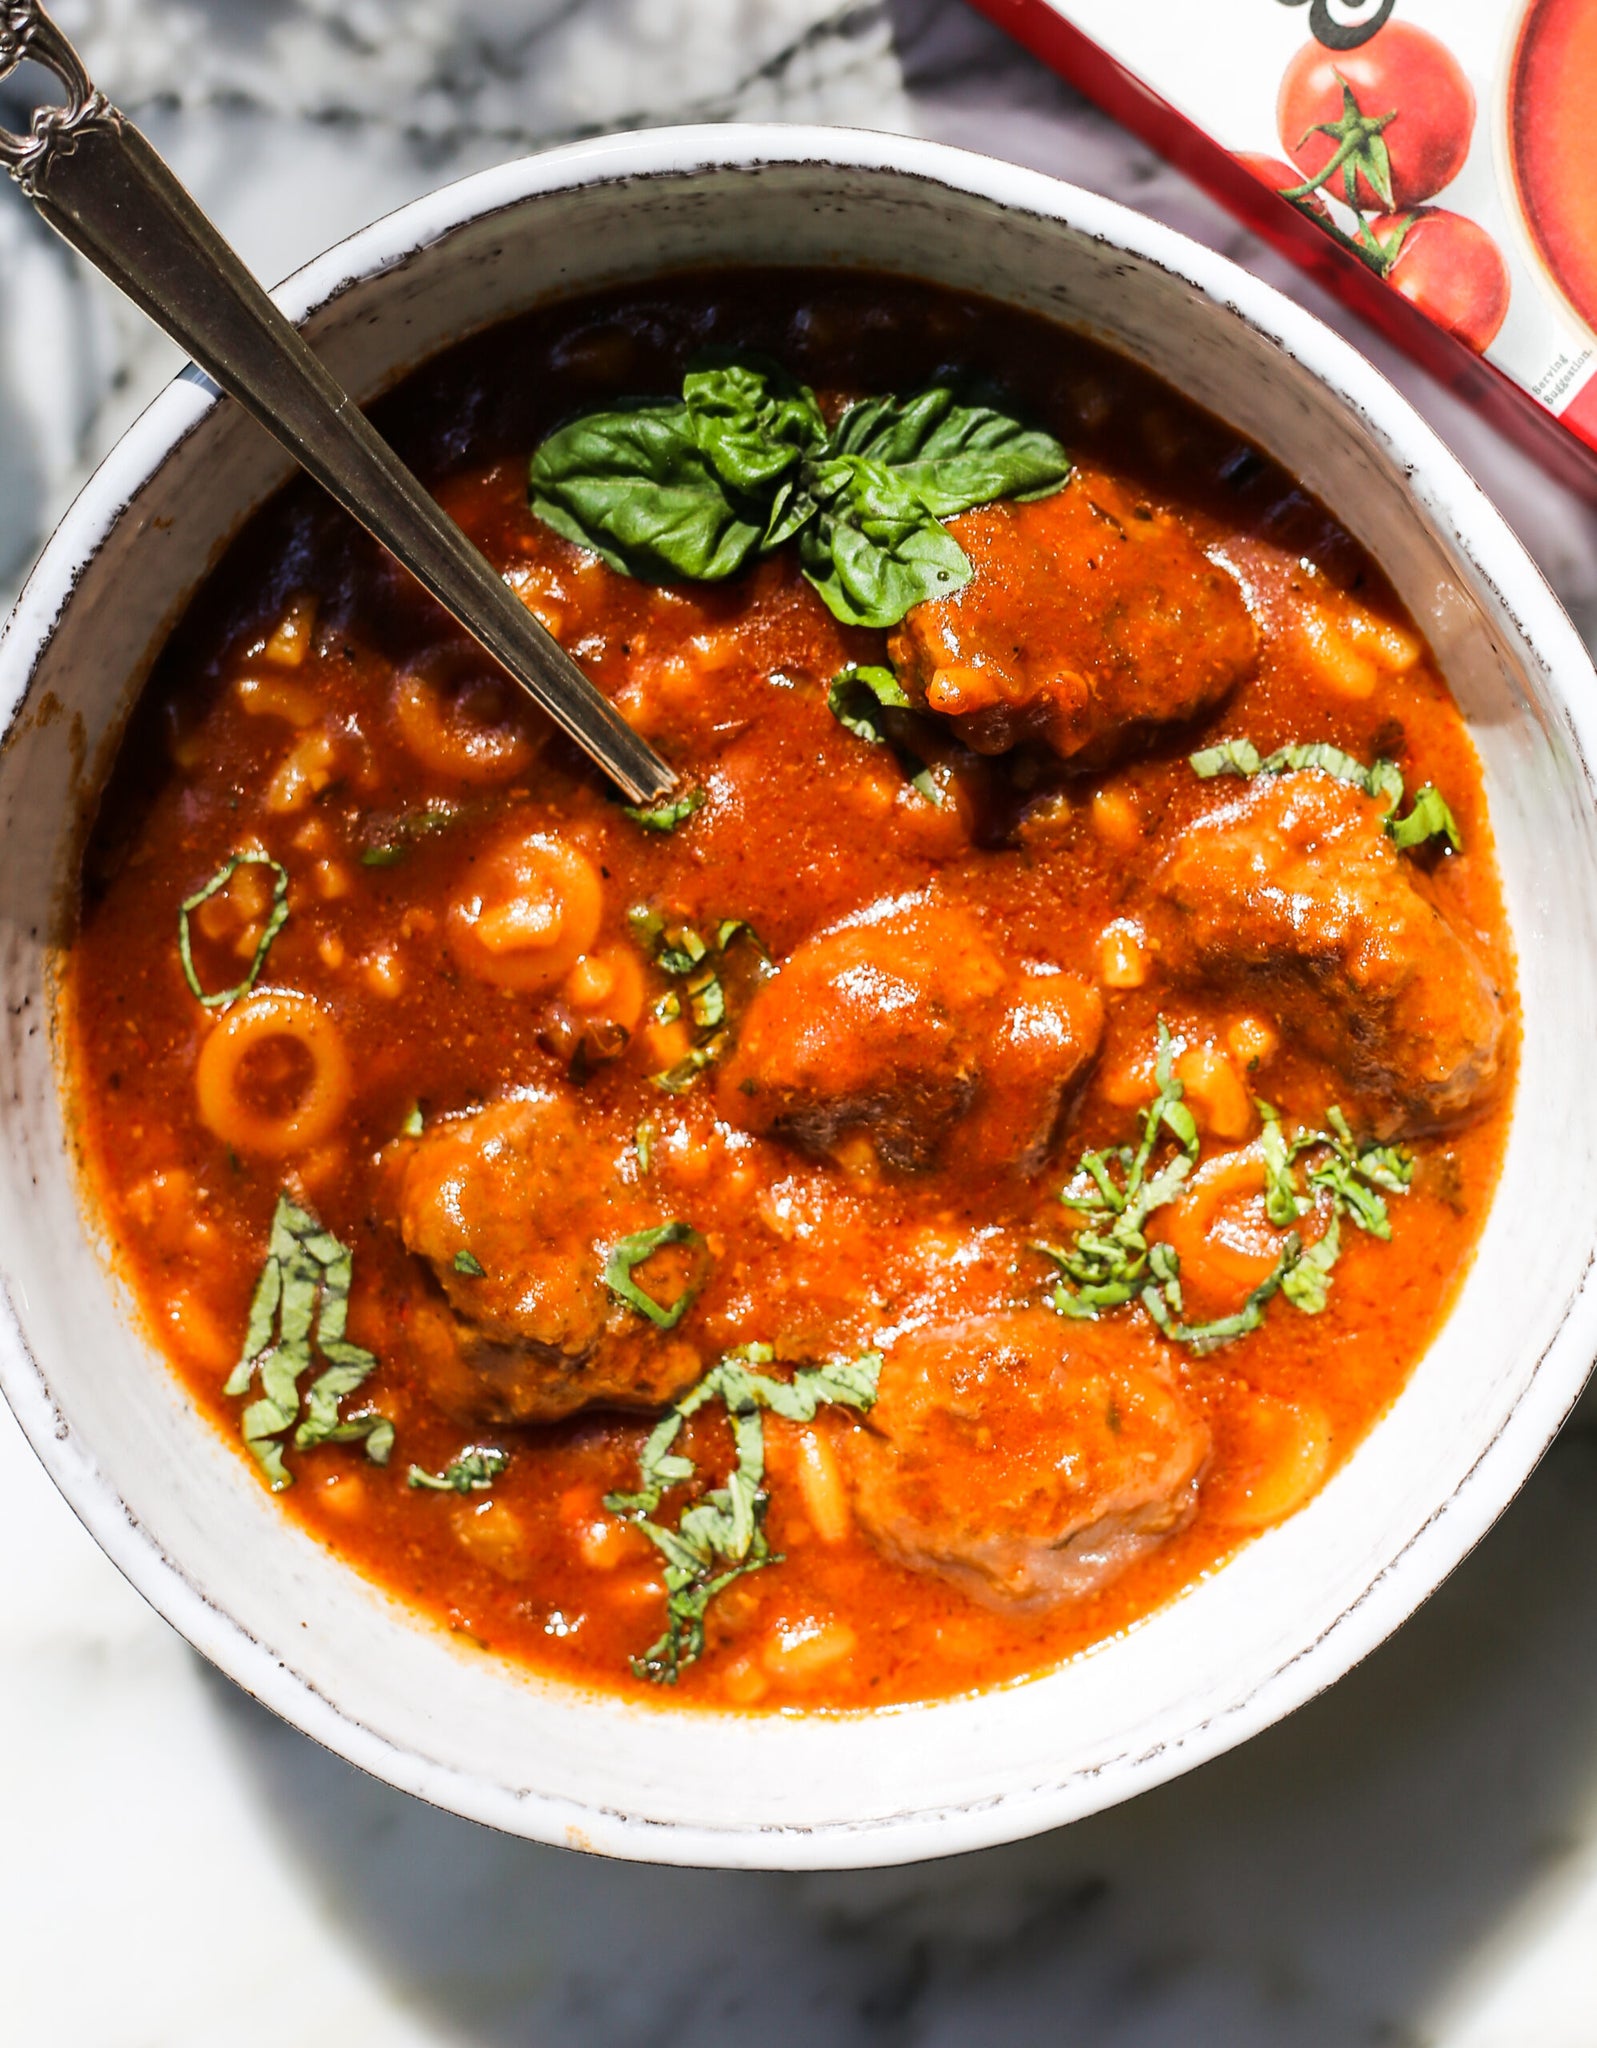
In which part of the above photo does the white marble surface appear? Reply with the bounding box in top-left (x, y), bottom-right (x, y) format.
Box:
top-left (5, 3), bottom-right (1597, 2040)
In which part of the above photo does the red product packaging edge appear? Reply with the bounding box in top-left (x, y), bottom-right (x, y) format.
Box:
top-left (967, 0), bottom-right (1597, 502)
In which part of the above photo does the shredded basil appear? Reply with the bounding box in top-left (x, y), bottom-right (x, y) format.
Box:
top-left (621, 787), bottom-right (706, 834)
top-left (635, 1119), bottom-right (655, 1173)
top-left (605, 1344), bottom-right (882, 1683)
top-left (400, 1104), bottom-right (425, 1139)
top-left (629, 905), bottom-right (770, 1094)
top-left (407, 1446), bottom-right (509, 1494)
top-left (225, 1193), bottom-right (393, 1489)
top-left (529, 352), bottom-right (1071, 630)
top-left (1039, 1029), bottom-right (1413, 1352)
top-left (1033, 1021), bottom-right (1199, 1322)
top-left (827, 664), bottom-right (946, 807)
top-left (1389, 783), bottom-right (1461, 853)
top-left (178, 851), bottom-right (289, 1010)
top-left (453, 1249), bottom-right (486, 1279)
top-left (360, 845), bottom-right (409, 868)
top-left (603, 1220), bottom-right (707, 1329)
top-left (1189, 740), bottom-right (1460, 852)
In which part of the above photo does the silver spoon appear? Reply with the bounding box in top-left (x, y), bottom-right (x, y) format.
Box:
top-left (0, 1), bottom-right (678, 807)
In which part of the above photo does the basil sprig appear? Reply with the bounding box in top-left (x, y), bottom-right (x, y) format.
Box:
top-left (1189, 739), bottom-right (1461, 853)
top-left (605, 1343), bottom-right (882, 1684)
top-left (529, 354), bottom-right (1072, 630)
top-left (225, 1193), bottom-right (394, 1489)
top-left (1035, 1025), bottom-right (1413, 1354)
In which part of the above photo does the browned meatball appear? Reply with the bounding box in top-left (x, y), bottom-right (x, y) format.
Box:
top-left (887, 472), bottom-right (1257, 761)
top-left (398, 1094), bottom-right (700, 1422)
top-left (716, 895), bottom-right (1103, 1175)
top-left (848, 1311), bottom-right (1210, 1607)
top-left (1157, 771), bottom-right (1506, 1131)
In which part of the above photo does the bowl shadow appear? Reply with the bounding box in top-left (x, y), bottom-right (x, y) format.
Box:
top-left (203, 1412), bottom-right (1597, 2046)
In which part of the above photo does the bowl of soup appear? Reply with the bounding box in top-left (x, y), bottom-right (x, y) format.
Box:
top-left (3, 126), bottom-right (1597, 1869)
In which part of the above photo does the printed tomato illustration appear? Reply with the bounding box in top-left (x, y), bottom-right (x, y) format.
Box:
top-left (1234, 152), bottom-right (1330, 222)
top-left (1277, 22), bottom-right (1475, 212)
top-left (1369, 210), bottom-right (1511, 355)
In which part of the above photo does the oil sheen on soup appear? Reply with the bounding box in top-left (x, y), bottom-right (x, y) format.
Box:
top-left (67, 271), bottom-right (1518, 1710)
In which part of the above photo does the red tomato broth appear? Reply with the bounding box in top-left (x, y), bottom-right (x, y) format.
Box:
top-left (65, 270), bottom-right (1517, 1710)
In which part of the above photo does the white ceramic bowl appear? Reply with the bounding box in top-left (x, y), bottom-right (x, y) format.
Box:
top-left (3, 126), bottom-right (1596, 1871)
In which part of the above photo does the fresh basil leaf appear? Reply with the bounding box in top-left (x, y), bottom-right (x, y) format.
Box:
top-left (603, 1220), bottom-right (706, 1329)
top-left (408, 1446), bottom-right (509, 1493)
top-left (530, 403), bottom-right (763, 581)
top-left (829, 384), bottom-right (1071, 516)
top-left (1390, 784), bottom-right (1462, 853)
top-left (453, 1249), bottom-right (486, 1278)
top-left (621, 787), bottom-right (706, 834)
top-left (682, 353), bottom-right (826, 497)
top-left (178, 850), bottom-right (289, 1011)
top-left (798, 455), bottom-right (972, 629)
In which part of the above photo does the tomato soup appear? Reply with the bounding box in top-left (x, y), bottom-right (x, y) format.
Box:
top-left (64, 271), bottom-right (1516, 1711)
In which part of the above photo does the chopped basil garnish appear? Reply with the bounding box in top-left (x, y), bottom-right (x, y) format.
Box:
top-left (178, 851), bottom-right (289, 1010)
top-left (224, 1192), bottom-right (393, 1489)
top-left (635, 1119), bottom-right (655, 1173)
top-left (605, 1343), bottom-right (882, 1683)
top-left (1032, 1021), bottom-right (1197, 1321)
top-left (602, 1220), bottom-right (707, 1329)
top-left (629, 905), bottom-right (770, 1094)
top-left (400, 1104), bottom-right (425, 1139)
top-left (1189, 740), bottom-right (1460, 852)
top-left (407, 1446), bottom-right (509, 1494)
top-left (360, 844), bottom-right (409, 868)
top-left (621, 787), bottom-right (706, 834)
top-left (827, 664), bottom-right (946, 807)
top-left (1039, 1028), bottom-right (1413, 1353)
top-left (453, 1249), bottom-right (486, 1278)
top-left (529, 352), bottom-right (1071, 630)
top-left (1389, 783), bottom-right (1462, 853)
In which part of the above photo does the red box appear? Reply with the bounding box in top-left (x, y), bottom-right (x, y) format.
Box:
top-left (969, 0), bottom-right (1597, 498)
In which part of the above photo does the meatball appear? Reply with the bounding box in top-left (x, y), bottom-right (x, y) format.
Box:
top-left (887, 472), bottom-right (1256, 761)
top-left (398, 1093), bottom-right (700, 1422)
top-left (848, 1311), bottom-right (1210, 1607)
top-left (716, 895), bottom-right (1103, 1175)
top-left (1156, 771), bottom-right (1506, 1132)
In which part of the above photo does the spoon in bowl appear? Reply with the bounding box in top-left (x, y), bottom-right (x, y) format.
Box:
top-left (0, 1), bottom-right (679, 806)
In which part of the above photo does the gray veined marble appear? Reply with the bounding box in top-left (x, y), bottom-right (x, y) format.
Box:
top-left (4, 2), bottom-right (1597, 2043)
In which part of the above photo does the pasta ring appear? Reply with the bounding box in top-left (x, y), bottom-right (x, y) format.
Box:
top-left (392, 643), bottom-right (540, 784)
top-left (195, 989), bottom-right (352, 1155)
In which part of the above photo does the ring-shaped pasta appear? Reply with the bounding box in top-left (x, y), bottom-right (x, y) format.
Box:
top-left (1158, 1143), bottom-right (1330, 1314)
top-left (392, 643), bottom-right (541, 784)
top-left (195, 989), bottom-right (352, 1155)
top-left (448, 829), bottom-right (603, 992)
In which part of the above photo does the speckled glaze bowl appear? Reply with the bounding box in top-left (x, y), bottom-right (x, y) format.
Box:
top-left (3, 127), bottom-right (1596, 1870)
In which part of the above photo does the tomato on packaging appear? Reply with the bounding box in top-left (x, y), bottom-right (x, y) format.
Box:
top-left (1277, 21), bottom-right (1475, 212)
top-left (1234, 152), bottom-right (1330, 223)
top-left (1369, 209), bottom-right (1511, 356)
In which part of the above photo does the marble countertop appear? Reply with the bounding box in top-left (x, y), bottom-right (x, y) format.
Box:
top-left (6, 3), bottom-right (1597, 2042)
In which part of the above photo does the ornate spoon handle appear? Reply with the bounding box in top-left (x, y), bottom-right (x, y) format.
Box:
top-left (0, 2), bottom-right (677, 805)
